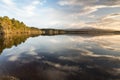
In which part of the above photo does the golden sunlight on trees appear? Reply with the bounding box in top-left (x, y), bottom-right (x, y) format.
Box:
top-left (0, 16), bottom-right (42, 34)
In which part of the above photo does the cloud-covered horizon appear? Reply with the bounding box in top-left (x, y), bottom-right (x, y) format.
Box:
top-left (0, 0), bottom-right (120, 29)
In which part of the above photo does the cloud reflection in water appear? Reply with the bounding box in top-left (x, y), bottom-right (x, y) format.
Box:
top-left (0, 35), bottom-right (120, 80)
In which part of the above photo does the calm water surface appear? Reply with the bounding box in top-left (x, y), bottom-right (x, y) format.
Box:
top-left (0, 34), bottom-right (120, 80)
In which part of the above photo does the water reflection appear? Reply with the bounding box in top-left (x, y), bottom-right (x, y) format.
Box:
top-left (0, 34), bottom-right (40, 54)
top-left (0, 34), bottom-right (120, 80)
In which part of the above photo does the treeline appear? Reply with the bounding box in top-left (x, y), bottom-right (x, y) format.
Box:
top-left (41, 29), bottom-right (65, 35)
top-left (0, 16), bottom-right (41, 34)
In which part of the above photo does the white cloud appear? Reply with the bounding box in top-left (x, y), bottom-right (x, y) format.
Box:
top-left (89, 13), bottom-right (120, 30)
top-left (56, 0), bottom-right (120, 29)
top-left (63, 21), bottom-right (89, 29)
top-left (80, 5), bottom-right (111, 16)
top-left (2, 0), bottom-right (15, 6)
top-left (100, 13), bottom-right (120, 20)
top-left (81, 51), bottom-right (120, 60)
top-left (58, 0), bottom-right (120, 15)
top-left (43, 61), bottom-right (80, 71)
top-left (0, 0), bottom-right (119, 29)
top-left (22, 1), bottom-right (41, 16)
top-left (58, 0), bottom-right (97, 6)
top-left (90, 35), bottom-right (120, 52)
top-left (57, 12), bottom-right (120, 30)
top-left (0, 0), bottom-right (49, 27)
top-left (58, 0), bottom-right (120, 7)
top-left (8, 55), bottom-right (18, 61)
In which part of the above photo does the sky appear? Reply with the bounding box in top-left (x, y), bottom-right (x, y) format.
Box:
top-left (0, 0), bottom-right (120, 30)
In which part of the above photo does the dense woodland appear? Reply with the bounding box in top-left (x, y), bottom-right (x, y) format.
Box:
top-left (0, 16), bottom-right (42, 34)
top-left (0, 16), bottom-right (66, 35)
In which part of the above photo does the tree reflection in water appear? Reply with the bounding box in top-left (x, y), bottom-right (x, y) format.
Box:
top-left (0, 34), bottom-right (40, 54)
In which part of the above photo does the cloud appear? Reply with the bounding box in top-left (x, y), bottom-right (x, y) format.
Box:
top-left (0, 0), bottom-right (50, 27)
top-left (55, 0), bottom-right (120, 29)
top-left (90, 35), bottom-right (120, 52)
top-left (8, 55), bottom-right (18, 61)
top-left (0, 0), bottom-right (73, 28)
top-left (81, 51), bottom-right (120, 60)
top-left (2, 0), bottom-right (15, 6)
top-left (43, 61), bottom-right (80, 71)
top-left (22, 0), bottom-right (42, 17)
top-left (113, 68), bottom-right (120, 74)
top-left (89, 13), bottom-right (120, 30)
top-left (58, 0), bottom-right (120, 15)
top-left (62, 21), bottom-right (89, 28)
top-left (100, 13), bottom-right (120, 20)
top-left (0, 0), bottom-right (119, 29)
top-left (58, 0), bottom-right (99, 6)
top-left (58, 0), bottom-right (120, 7)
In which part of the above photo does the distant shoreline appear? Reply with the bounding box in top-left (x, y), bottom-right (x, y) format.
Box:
top-left (0, 16), bottom-right (120, 36)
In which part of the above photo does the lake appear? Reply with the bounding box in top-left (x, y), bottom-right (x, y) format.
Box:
top-left (0, 34), bottom-right (120, 80)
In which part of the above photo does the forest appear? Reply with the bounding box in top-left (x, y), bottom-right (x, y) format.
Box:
top-left (0, 16), bottom-right (66, 35)
top-left (0, 16), bottom-right (42, 34)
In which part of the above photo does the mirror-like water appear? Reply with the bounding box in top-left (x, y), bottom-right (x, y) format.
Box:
top-left (0, 34), bottom-right (120, 80)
